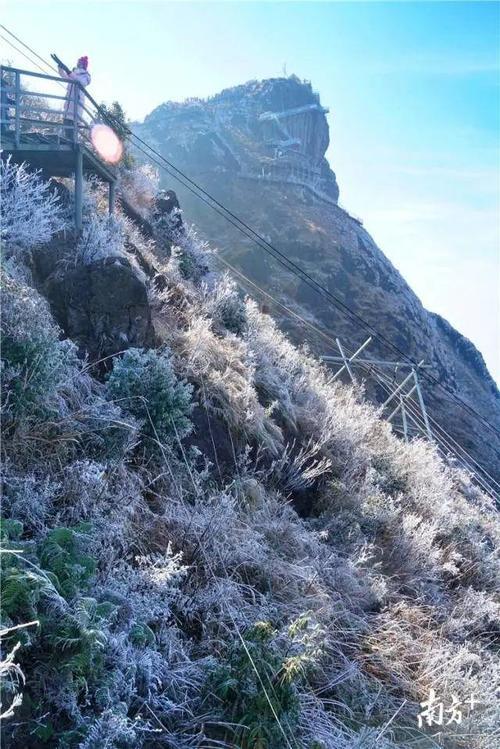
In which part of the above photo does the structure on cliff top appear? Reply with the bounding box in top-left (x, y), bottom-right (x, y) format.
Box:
top-left (136, 76), bottom-right (340, 205)
top-left (132, 75), bottom-right (500, 486)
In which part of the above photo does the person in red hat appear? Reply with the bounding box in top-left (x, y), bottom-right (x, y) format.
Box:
top-left (58, 56), bottom-right (91, 140)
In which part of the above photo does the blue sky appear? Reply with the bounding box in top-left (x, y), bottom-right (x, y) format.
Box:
top-left (3, 1), bottom-right (499, 382)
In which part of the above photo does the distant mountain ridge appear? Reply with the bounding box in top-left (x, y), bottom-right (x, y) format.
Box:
top-left (133, 75), bottom-right (500, 481)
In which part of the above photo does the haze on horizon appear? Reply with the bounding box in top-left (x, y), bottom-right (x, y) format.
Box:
top-left (3, 0), bottom-right (499, 383)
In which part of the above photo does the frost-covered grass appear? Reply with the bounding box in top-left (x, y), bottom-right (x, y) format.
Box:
top-left (1, 163), bottom-right (499, 749)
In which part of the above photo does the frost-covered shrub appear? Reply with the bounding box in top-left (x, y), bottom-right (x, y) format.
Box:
top-left (105, 348), bottom-right (193, 446)
top-left (0, 640), bottom-right (25, 722)
top-left (176, 315), bottom-right (283, 454)
top-left (441, 588), bottom-right (500, 642)
top-left (206, 617), bottom-right (322, 747)
top-left (75, 213), bottom-right (125, 265)
top-left (269, 439), bottom-right (332, 496)
top-left (1, 470), bottom-right (59, 532)
top-left (1, 272), bottom-right (80, 420)
top-left (77, 707), bottom-right (143, 749)
top-left (199, 274), bottom-right (248, 335)
top-left (118, 163), bottom-right (159, 218)
top-left (108, 546), bottom-right (187, 623)
top-left (0, 157), bottom-right (66, 250)
top-left (163, 222), bottom-right (213, 283)
top-left (0, 521), bottom-right (111, 740)
top-left (244, 299), bottom-right (381, 484)
top-left (1, 271), bottom-right (138, 469)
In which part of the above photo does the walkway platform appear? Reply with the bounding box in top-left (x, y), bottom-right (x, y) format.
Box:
top-left (1, 65), bottom-right (118, 229)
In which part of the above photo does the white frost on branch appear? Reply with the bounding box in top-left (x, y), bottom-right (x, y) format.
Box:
top-left (75, 213), bottom-right (125, 265)
top-left (0, 157), bottom-right (66, 250)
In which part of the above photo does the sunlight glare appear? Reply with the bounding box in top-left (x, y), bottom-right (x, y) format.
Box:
top-left (90, 124), bottom-right (123, 164)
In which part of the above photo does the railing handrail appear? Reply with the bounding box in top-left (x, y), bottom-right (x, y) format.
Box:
top-left (1, 63), bottom-right (76, 88)
top-left (1, 63), bottom-right (122, 140)
top-left (0, 63), bottom-right (100, 118)
top-left (1, 84), bottom-right (68, 102)
top-left (0, 63), bottom-right (115, 155)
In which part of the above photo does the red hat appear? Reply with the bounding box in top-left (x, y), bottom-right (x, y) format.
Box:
top-left (78, 56), bottom-right (89, 70)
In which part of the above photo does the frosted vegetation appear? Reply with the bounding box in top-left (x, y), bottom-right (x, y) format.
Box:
top-left (0, 158), bottom-right (67, 250)
top-left (1, 161), bottom-right (499, 749)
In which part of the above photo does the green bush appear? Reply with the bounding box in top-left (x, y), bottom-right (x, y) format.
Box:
top-left (38, 525), bottom-right (96, 599)
top-left (0, 521), bottom-right (115, 747)
top-left (1, 274), bottom-right (78, 422)
top-left (105, 348), bottom-right (193, 446)
top-left (208, 621), bottom-right (302, 748)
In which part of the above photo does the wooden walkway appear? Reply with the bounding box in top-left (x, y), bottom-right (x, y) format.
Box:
top-left (1, 65), bottom-right (117, 230)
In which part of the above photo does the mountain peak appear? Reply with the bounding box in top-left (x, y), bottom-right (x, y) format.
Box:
top-left (133, 78), bottom-right (500, 479)
top-left (140, 75), bottom-right (339, 203)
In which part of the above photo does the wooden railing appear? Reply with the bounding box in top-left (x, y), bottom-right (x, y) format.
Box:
top-left (0, 64), bottom-right (104, 150)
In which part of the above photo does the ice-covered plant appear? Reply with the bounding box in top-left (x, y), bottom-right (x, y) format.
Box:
top-left (77, 707), bottom-right (144, 749)
top-left (1, 272), bottom-right (80, 420)
top-left (75, 213), bottom-right (125, 265)
top-left (38, 525), bottom-right (96, 599)
top-left (207, 617), bottom-right (320, 748)
top-left (109, 546), bottom-right (187, 622)
top-left (0, 641), bottom-right (25, 721)
top-left (1, 270), bottom-right (138, 471)
top-left (0, 157), bottom-right (66, 250)
top-left (119, 163), bottom-right (159, 217)
top-left (199, 274), bottom-right (248, 335)
top-left (269, 438), bottom-right (332, 496)
top-left (1, 470), bottom-right (59, 532)
top-left (176, 314), bottom-right (283, 454)
top-left (0, 519), bottom-right (125, 745)
top-left (168, 223), bottom-right (213, 283)
top-left (105, 348), bottom-right (193, 446)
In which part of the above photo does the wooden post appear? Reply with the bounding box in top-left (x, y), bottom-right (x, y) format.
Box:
top-left (75, 148), bottom-right (83, 233)
top-left (14, 70), bottom-right (20, 147)
top-left (109, 180), bottom-right (116, 215)
top-left (73, 81), bottom-right (78, 145)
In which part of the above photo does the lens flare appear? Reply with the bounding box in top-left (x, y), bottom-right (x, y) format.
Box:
top-left (90, 124), bottom-right (123, 164)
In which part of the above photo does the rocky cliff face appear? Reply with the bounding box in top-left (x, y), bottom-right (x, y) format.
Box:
top-left (136, 76), bottom-right (339, 202)
top-left (30, 235), bottom-right (156, 375)
top-left (133, 76), bottom-right (500, 483)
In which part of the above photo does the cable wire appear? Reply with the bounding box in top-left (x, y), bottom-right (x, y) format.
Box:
top-left (2, 25), bottom-right (498, 466)
top-left (212, 252), bottom-right (499, 496)
top-left (2, 22), bottom-right (497, 442)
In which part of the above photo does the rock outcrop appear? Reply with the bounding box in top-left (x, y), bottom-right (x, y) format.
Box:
top-left (32, 239), bottom-right (155, 372)
top-left (134, 76), bottom-right (339, 204)
top-left (133, 76), bottom-right (500, 482)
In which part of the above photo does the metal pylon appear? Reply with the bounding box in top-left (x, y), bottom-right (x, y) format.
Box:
top-left (321, 337), bottom-right (433, 442)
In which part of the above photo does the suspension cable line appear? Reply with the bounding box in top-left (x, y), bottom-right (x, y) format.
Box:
top-left (2, 25), bottom-right (499, 446)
